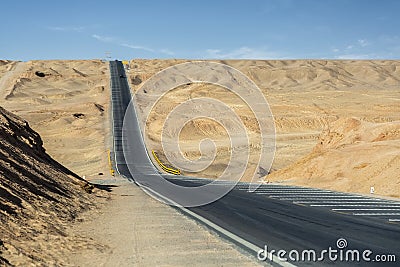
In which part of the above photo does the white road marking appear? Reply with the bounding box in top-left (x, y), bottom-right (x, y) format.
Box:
top-left (353, 213), bottom-right (400, 216)
top-left (235, 187), bottom-right (317, 190)
top-left (295, 201), bottom-right (394, 204)
top-left (268, 193), bottom-right (339, 196)
top-left (255, 188), bottom-right (328, 190)
top-left (255, 194), bottom-right (350, 196)
top-left (248, 186), bottom-right (311, 189)
top-left (253, 190), bottom-right (333, 193)
top-left (311, 204), bottom-right (400, 207)
top-left (139, 183), bottom-right (295, 267)
top-left (333, 208), bottom-right (400, 211)
top-left (272, 196), bottom-right (368, 199)
top-left (280, 198), bottom-right (373, 201)
top-left (236, 187), bottom-right (262, 190)
top-left (232, 184), bottom-right (400, 221)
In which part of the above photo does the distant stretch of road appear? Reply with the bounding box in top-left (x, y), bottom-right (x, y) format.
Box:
top-left (109, 60), bottom-right (400, 267)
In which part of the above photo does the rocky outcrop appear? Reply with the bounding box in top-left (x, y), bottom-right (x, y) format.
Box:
top-left (0, 106), bottom-right (94, 266)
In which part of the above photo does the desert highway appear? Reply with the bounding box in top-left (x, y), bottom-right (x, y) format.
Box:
top-left (109, 60), bottom-right (400, 266)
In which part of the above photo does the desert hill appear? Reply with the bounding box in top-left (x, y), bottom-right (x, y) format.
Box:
top-left (268, 117), bottom-right (400, 197)
top-left (0, 58), bottom-right (398, 199)
top-left (0, 106), bottom-right (95, 266)
top-left (0, 58), bottom-right (398, 264)
top-left (0, 60), bottom-right (112, 265)
top-left (0, 60), bottom-right (110, 177)
top-left (127, 59), bottom-right (400, 197)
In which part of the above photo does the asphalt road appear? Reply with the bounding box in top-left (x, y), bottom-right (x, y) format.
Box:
top-left (109, 60), bottom-right (400, 266)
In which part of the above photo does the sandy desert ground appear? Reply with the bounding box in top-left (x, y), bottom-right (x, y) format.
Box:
top-left (0, 59), bottom-right (262, 266)
top-left (0, 59), bottom-right (111, 177)
top-left (128, 59), bottom-right (400, 197)
top-left (2, 59), bottom-right (398, 196)
top-left (0, 105), bottom-right (100, 266)
top-left (0, 58), bottom-right (399, 265)
top-left (0, 59), bottom-right (113, 265)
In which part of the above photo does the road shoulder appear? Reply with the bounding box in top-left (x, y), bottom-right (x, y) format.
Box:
top-left (66, 176), bottom-right (262, 267)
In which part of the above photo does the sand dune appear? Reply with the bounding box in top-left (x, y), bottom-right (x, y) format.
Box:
top-left (0, 58), bottom-right (398, 264)
top-left (268, 118), bottom-right (400, 197)
top-left (0, 60), bottom-right (110, 177)
top-left (0, 106), bottom-right (96, 266)
top-left (128, 59), bottom-right (400, 196)
top-left (0, 60), bottom-right (114, 266)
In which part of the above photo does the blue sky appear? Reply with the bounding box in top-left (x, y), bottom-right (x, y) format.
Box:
top-left (1, 0), bottom-right (399, 60)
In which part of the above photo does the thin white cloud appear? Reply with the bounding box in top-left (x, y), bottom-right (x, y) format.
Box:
top-left (343, 39), bottom-right (370, 50)
top-left (160, 48), bottom-right (175, 56)
top-left (120, 43), bottom-right (154, 52)
top-left (358, 39), bottom-right (369, 47)
top-left (332, 39), bottom-right (372, 58)
top-left (206, 49), bottom-right (222, 55)
top-left (205, 46), bottom-right (284, 59)
top-left (91, 34), bottom-right (174, 55)
top-left (122, 44), bottom-right (175, 55)
top-left (336, 54), bottom-right (373, 59)
top-left (92, 34), bottom-right (116, 43)
top-left (47, 26), bottom-right (85, 32)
